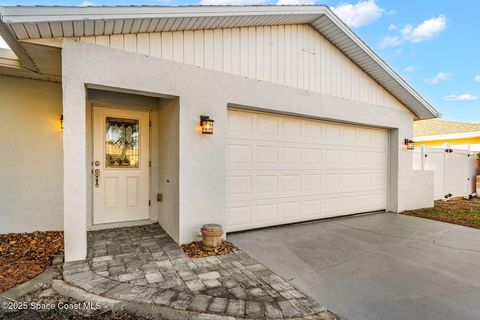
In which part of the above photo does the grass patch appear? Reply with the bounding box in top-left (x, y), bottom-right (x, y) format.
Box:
top-left (403, 198), bottom-right (480, 229)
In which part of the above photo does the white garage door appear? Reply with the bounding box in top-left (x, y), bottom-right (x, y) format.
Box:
top-left (226, 109), bottom-right (389, 232)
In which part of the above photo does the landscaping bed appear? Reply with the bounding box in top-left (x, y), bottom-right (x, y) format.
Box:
top-left (181, 240), bottom-right (239, 258)
top-left (402, 198), bottom-right (480, 229)
top-left (0, 231), bottom-right (64, 292)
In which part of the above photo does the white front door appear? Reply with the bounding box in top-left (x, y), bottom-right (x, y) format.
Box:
top-left (93, 107), bottom-right (150, 224)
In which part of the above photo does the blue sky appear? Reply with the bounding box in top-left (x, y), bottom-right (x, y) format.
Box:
top-left (1, 0), bottom-right (479, 122)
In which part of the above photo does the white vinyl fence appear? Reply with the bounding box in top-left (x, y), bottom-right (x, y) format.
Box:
top-left (413, 145), bottom-right (478, 200)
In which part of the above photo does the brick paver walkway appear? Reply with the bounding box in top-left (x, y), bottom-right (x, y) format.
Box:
top-left (62, 224), bottom-right (336, 319)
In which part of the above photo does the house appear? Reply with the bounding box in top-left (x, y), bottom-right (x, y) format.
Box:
top-left (0, 5), bottom-right (438, 262)
top-left (414, 119), bottom-right (480, 151)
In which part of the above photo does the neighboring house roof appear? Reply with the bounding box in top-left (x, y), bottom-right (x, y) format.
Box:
top-left (0, 5), bottom-right (438, 119)
top-left (414, 119), bottom-right (480, 142)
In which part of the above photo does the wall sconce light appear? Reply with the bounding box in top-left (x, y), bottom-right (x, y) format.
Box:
top-left (404, 139), bottom-right (415, 150)
top-left (200, 116), bottom-right (214, 134)
top-left (60, 114), bottom-right (64, 130)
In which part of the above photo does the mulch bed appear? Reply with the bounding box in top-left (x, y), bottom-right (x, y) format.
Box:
top-left (181, 240), bottom-right (239, 258)
top-left (0, 231), bottom-right (64, 292)
top-left (403, 198), bottom-right (480, 229)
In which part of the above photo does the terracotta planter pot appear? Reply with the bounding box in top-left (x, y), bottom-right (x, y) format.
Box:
top-left (201, 224), bottom-right (224, 251)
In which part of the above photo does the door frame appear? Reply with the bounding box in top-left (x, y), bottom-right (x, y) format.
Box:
top-left (89, 102), bottom-right (153, 229)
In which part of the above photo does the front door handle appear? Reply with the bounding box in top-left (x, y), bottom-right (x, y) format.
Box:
top-left (94, 169), bottom-right (100, 188)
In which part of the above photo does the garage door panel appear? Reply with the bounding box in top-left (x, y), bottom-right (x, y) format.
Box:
top-left (303, 199), bottom-right (322, 217)
top-left (227, 191), bottom-right (386, 232)
top-left (324, 123), bottom-right (342, 141)
top-left (281, 175), bottom-right (302, 192)
top-left (324, 174), bottom-right (341, 190)
top-left (256, 114), bottom-right (279, 136)
top-left (257, 175), bottom-right (278, 193)
top-left (358, 128), bottom-right (373, 145)
top-left (357, 151), bottom-right (373, 164)
top-left (304, 148), bottom-right (323, 165)
top-left (253, 204), bottom-right (278, 224)
top-left (279, 202), bottom-right (302, 221)
top-left (227, 144), bottom-right (252, 169)
top-left (342, 127), bottom-right (357, 143)
top-left (256, 145), bottom-right (279, 164)
top-left (371, 193), bottom-right (387, 209)
top-left (227, 176), bottom-right (252, 195)
top-left (304, 121), bottom-right (323, 139)
top-left (341, 149), bottom-right (357, 164)
top-left (358, 195), bottom-right (372, 209)
top-left (228, 111), bottom-right (253, 137)
top-left (227, 110), bottom-right (388, 232)
top-left (283, 118), bottom-right (303, 137)
top-left (227, 206), bottom-right (252, 230)
top-left (372, 151), bottom-right (388, 164)
top-left (281, 147), bottom-right (302, 164)
top-left (230, 145), bottom-right (389, 171)
top-left (324, 198), bottom-right (341, 213)
top-left (226, 171), bottom-right (387, 202)
top-left (304, 174), bottom-right (322, 191)
top-left (342, 174), bottom-right (356, 188)
top-left (342, 197), bottom-right (357, 211)
top-left (372, 128), bottom-right (389, 145)
top-left (324, 148), bottom-right (341, 164)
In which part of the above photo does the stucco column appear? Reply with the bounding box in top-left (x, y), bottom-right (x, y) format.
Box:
top-left (62, 60), bottom-right (88, 262)
top-left (178, 95), bottom-right (228, 244)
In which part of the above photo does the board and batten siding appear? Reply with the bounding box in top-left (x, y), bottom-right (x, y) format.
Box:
top-left (79, 24), bottom-right (407, 111)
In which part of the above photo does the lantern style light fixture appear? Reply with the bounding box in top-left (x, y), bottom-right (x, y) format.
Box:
top-left (404, 139), bottom-right (415, 150)
top-left (60, 114), bottom-right (64, 130)
top-left (200, 116), bottom-right (214, 134)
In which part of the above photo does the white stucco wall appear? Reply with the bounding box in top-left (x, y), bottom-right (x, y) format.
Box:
top-left (62, 41), bottom-right (432, 261)
top-left (157, 99), bottom-right (180, 242)
top-left (399, 170), bottom-right (434, 210)
top-left (0, 75), bottom-right (63, 233)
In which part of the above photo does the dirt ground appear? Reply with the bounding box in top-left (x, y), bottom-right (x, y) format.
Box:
top-left (0, 231), bottom-right (64, 292)
top-left (403, 197), bottom-right (480, 229)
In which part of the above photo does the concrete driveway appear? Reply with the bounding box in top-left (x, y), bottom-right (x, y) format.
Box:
top-left (228, 212), bottom-right (480, 320)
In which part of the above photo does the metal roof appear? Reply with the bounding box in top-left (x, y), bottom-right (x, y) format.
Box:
top-left (0, 5), bottom-right (439, 119)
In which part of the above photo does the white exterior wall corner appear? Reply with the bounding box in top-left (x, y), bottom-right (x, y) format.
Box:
top-left (62, 40), bottom-right (431, 260)
top-left (62, 55), bottom-right (88, 262)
